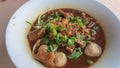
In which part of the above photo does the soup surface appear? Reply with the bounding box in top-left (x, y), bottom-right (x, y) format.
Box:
top-left (27, 8), bottom-right (105, 68)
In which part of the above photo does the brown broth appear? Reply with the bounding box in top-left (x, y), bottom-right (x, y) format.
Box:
top-left (28, 8), bottom-right (105, 68)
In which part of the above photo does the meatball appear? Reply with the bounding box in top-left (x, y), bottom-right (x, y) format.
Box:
top-left (85, 43), bottom-right (102, 57)
top-left (54, 52), bottom-right (67, 67)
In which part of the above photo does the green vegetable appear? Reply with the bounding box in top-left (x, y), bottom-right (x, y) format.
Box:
top-left (44, 23), bottom-right (58, 37)
top-left (33, 17), bottom-right (45, 29)
top-left (87, 60), bottom-right (94, 66)
top-left (55, 34), bottom-right (68, 44)
top-left (75, 17), bottom-right (82, 23)
top-left (55, 34), bottom-right (62, 44)
top-left (93, 25), bottom-right (99, 30)
top-left (75, 17), bottom-right (83, 26)
top-left (67, 16), bottom-right (72, 22)
top-left (70, 17), bottom-right (75, 23)
top-left (56, 25), bottom-right (66, 31)
top-left (68, 16), bottom-right (85, 27)
top-left (49, 24), bottom-right (56, 30)
top-left (82, 41), bottom-right (90, 45)
top-left (68, 47), bottom-right (83, 59)
top-left (44, 23), bottom-right (68, 41)
top-left (91, 29), bottom-right (96, 36)
top-left (68, 52), bottom-right (81, 59)
top-left (86, 35), bottom-right (91, 40)
top-left (83, 21), bottom-right (89, 25)
top-left (47, 44), bottom-right (58, 52)
top-left (25, 20), bottom-right (32, 26)
top-left (76, 34), bottom-right (84, 40)
top-left (51, 18), bottom-right (59, 22)
top-left (67, 39), bottom-right (74, 46)
top-left (41, 14), bottom-right (46, 19)
top-left (75, 17), bottom-right (86, 27)
top-left (50, 29), bottom-right (57, 37)
top-left (44, 23), bottom-right (51, 31)
top-left (54, 12), bottom-right (61, 18)
top-left (62, 35), bottom-right (68, 42)
top-left (78, 22), bottom-right (84, 27)
top-left (47, 12), bottom-right (61, 22)
top-left (33, 25), bottom-right (42, 29)
top-left (37, 15), bottom-right (46, 27)
top-left (67, 37), bottom-right (76, 46)
top-left (39, 19), bottom-right (45, 25)
top-left (47, 45), bottom-right (54, 52)
top-left (69, 16), bottom-right (82, 23)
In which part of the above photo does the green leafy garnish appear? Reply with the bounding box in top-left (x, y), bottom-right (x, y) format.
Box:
top-left (68, 47), bottom-right (83, 59)
top-left (76, 34), bottom-right (84, 40)
top-left (61, 35), bottom-right (68, 42)
top-left (51, 18), bottom-right (59, 22)
top-left (47, 44), bottom-right (58, 52)
top-left (25, 20), bottom-right (32, 26)
top-left (93, 25), bottom-right (99, 30)
top-left (55, 34), bottom-right (62, 44)
top-left (86, 35), bottom-right (91, 40)
top-left (44, 23), bottom-right (51, 31)
top-left (39, 19), bottom-right (45, 25)
top-left (83, 20), bottom-right (89, 25)
top-left (91, 29), bottom-right (96, 36)
top-left (49, 29), bottom-right (57, 37)
top-left (87, 60), bottom-right (94, 66)
top-left (41, 14), bottom-right (46, 19)
top-left (82, 41), bottom-right (89, 45)
top-left (67, 37), bottom-right (76, 46)
top-left (56, 25), bottom-right (66, 31)
top-left (47, 45), bottom-right (54, 52)
top-left (37, 15), bottom-right (46, 27)
top-left (68, 16), bottom-right (85, 27)
top-left (47, 12), bottom-right (61, 22)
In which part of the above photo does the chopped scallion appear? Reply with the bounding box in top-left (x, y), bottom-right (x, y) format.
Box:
top-left (76, 34), bottom-right (84, 40)
top-left (68, 47), bottom-right (83, 59)
top-left (93, 26), bottom-right (99, 30)
top-left (67, 37), bottom-right (76, 46)
top-left (62, 35), bottom-right (68, 42)
top-left (25, 21), bottom-right (32, 26)
top-left (87, 60), bottom-right (94, 66)
top-left (47, 44), bottom-right (58, 52)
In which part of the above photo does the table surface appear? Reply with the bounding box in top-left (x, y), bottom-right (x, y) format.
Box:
top-left (0, 0), bottom-right (120, 68)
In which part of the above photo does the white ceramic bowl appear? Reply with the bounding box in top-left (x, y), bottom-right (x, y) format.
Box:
top-left (6, 0), bottom-right (120, 68)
